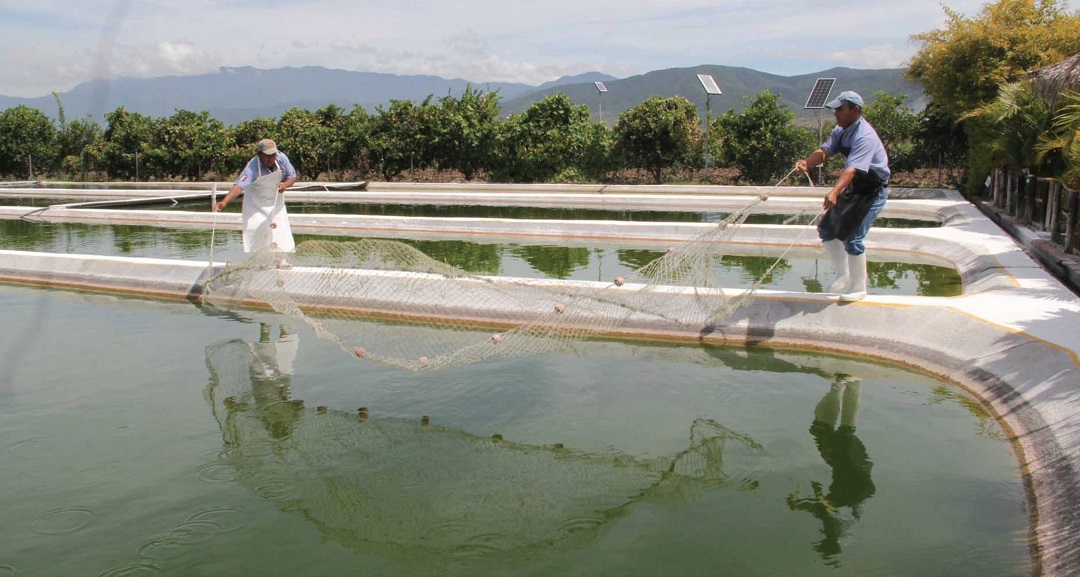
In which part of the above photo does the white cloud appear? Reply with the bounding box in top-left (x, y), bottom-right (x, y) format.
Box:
top-left (827, 44), bottom-right (919, 70)
top-left (0, 0), bottom-right (1077, 97)
top-left (97, 41), bottom-right (223, 80)
top-left (445, 28), bottom-right (488, 56)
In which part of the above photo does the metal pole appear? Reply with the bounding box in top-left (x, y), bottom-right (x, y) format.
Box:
top-left (28, 154), bottom-right (33, 179)
top-left (937, 152), bottom-right (943, 188)
top-left (812, 109), bottom-right (820, 184)
top-left (704, 94), bottom-right (711, 169)
top-left (598, 93), bottom-right (603, 124)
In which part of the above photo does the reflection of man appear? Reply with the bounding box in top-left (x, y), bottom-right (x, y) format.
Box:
top-left (248, 323), bottom-right (302, 439)
top-left (214, 138), bottom-right (297, 257)
top-left (787, 375), bottom-right (876, 565)
top-left (252, 323), bottom-right (299, 378)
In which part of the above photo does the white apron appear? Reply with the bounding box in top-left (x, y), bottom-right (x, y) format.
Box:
top-left (241, 170), bottom-right (295, 253)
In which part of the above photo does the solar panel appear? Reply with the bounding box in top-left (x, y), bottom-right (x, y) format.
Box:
top-left (595, 81), bottom-right (608, 93)
top-left (804, 78), bottom-right (836, 109)
top-left (697, 74), bottom-right (722, 95)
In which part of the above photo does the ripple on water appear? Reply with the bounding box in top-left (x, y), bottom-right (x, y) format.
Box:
top-left (193, 462), bottom-right (239, 483)
top-left (184, 508), bottom-right (248, 534)
top-left (423, 520), bottom-right (481, 541)
top-left (451, 532), bottom-right (508, 559)
top-left (253, 476), bottom-right (298, 501)
top-left (137, 509), bottom-right (248, 559)
top-left (31, 507), bottom-right (95, 535)
top-left (0, 565), bottom-right (20, 577)
top-left (555, 515), bottom-right (606, 537)
top-left (450, 543), bottom-right (504, 560)
top-left (93, 561), bottom-right (161, 577)
top-left (137, 524), bottom-right (218, 559)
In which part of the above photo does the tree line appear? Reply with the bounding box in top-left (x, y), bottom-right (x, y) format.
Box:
top-left (0, 86), bottom-right (935, 186)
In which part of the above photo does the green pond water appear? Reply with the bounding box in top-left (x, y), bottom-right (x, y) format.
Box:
top-left (0, 220), bottom-right (963, 296)
top-left (0, 198), bottom-right (89, 207)
top-left (0, 285), bottom-right (1028, 576)
top-left (160, 200), bottom-right (941, 228)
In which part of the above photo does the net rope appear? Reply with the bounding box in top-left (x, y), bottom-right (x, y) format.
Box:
top-left (203, 175), bottom-right (823, 371)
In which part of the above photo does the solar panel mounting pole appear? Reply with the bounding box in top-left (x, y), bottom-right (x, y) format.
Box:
top-left (696, 74), bottom-right (722, 170)
top-left (594, 82), bottom-right (608, 124)
top-left (803, 78), bottom-right (836, 184)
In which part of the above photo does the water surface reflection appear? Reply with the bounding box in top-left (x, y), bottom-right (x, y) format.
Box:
top-left (205, 335), bottom-right (766, 568)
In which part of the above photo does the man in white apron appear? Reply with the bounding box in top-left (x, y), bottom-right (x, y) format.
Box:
top-left (214, 139), bottom-right (298, 258)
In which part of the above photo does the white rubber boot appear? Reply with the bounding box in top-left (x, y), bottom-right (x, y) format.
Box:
top-left (839, 253), bottom-right (867, 302)
top-left (813, 379), bottom-right (844, 425)
top-left (824, 240), bottom-right (849, 293)
top-left (839, 377), bottom-right (862, 429)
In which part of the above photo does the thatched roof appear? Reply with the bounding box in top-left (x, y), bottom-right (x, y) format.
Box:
top-left (1027, 52), bottom-right (1080, 105)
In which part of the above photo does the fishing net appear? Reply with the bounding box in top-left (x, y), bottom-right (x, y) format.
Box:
top-left (203, 338), bottom-right (762, 566)
top-left (202, 193), bottom-right (822, 371)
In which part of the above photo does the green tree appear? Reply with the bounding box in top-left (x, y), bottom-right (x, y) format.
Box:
top-left (493, 93), bottom-right (608, 182)
top-left (912, 101), bottom-right (968, 173)
top-left (366, 98), bottom-right (435, 180)
top-left (614, 96), bottom-right (700, 183)
top-left (102, 107), bottom-right (156, 180)
top-left (0, 105), bottom-right (58, 178)
top-left (317, 104), bottom-right (351, 178)
top-left (906, 0), bottom-right (1080, 192)
top-left (51, 91), bottom-right (103, 179)
top-left (338, 105), bottom-right (371, 176)
top-left (56, 118), bottom-right (104, 180)
top-left (147, 109), bottom-right (230, 179)
top-left (228, 117), bottom-right (279, 173)
top-left (1036, 91), bottom-right (1080, 189)
top-left (231, 117), bottom-right (279, 147)
top-left (575, 122), bottom-right (616, 182)
top-left (431, 86), bottom-right (501, 180)
top-left (907, 0), bottom-right (1080, 120)
top-left (713, 91), bottom-right (815, 184)
top-left (278, 106), bottom-right (339, 179)
top-left (963, 81), bottom-right (1053, 173)
top-left (862, 92), bottom-right (919, 172)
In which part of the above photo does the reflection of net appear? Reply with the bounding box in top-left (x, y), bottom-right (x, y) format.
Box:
top-left (204, 339), bottom-right (762, 567)
top-left (203, 196), bottom-right (816, 370)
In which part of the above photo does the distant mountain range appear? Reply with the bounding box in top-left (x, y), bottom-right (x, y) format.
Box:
top-left (0, 65), bottom-right (923, 127)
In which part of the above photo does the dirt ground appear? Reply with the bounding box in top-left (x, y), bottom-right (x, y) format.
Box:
top-left (350, 165), bottom-right (965, 189)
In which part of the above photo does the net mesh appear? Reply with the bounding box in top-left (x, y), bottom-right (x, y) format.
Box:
top-left (203, 338), bottom-right (763, 566)
top-left (202, 194), bottom-right (821, 371)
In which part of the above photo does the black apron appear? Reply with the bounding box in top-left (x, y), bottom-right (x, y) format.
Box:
top-left (820, 158), bottom-right (885, 242)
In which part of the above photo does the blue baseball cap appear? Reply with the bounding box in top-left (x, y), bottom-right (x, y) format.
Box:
top-left (825, 91), bottom-right (864, 109)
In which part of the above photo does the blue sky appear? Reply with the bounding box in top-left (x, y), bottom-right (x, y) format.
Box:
top-left (1, 0), bottom-right (1077, 98)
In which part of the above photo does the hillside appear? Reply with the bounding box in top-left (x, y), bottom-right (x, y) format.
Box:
top-left (501, 65), bottom-right (924, 124)
top-left (0, 66), bottom-right (539, 126)
top-left (0, 65), bottom-right (922, 127)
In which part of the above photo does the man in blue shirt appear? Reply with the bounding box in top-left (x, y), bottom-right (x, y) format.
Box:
top-left (796, 91), bottom-right (890, 302)
top-left (214, 138), bottom-right (298, 255)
